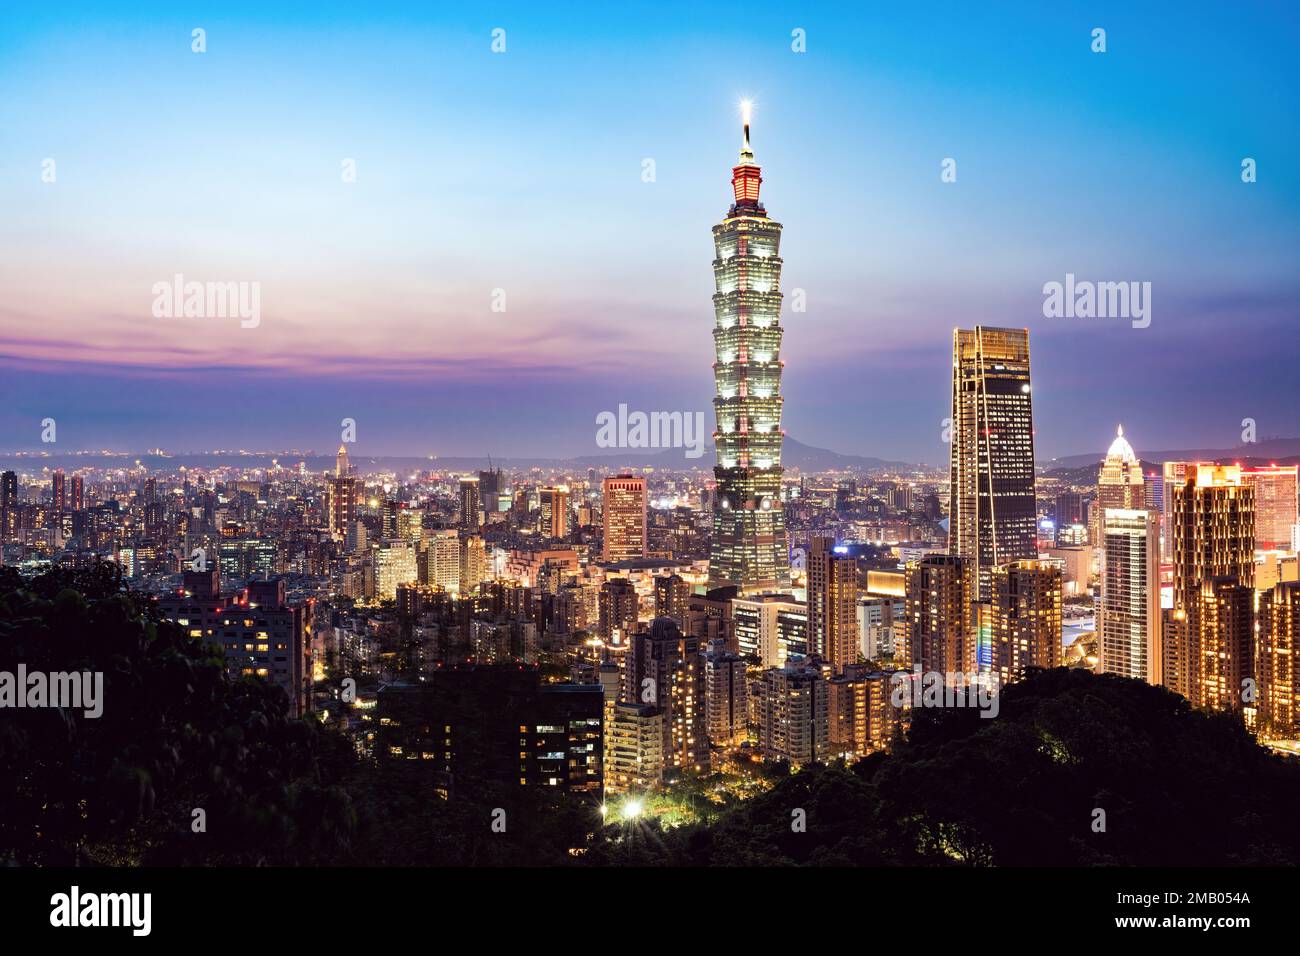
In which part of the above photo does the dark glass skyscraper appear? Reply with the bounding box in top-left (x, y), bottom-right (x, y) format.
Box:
top-left (949, 326), bottom-right (1038, 602)
top-left (709, 105), bottom-right (790, 593)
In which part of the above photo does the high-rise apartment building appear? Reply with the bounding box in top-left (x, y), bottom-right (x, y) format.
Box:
top-left (1, 470), bottom-right (17, 538)
top-left (604, 702), bottom-right (664, 793)
top-left (1169, 465), bottom-right (1255, 610)
top-left (1242, 465), bottom-right (1299, 551)
top-left (1160, 460), bottom-right (1192, 562)
top-left (396, 507), bottom-right (422, 541)
top-left (1187, 577), bottom-right (1254, 714)
top-left (757, 663), bottom-right (829, 766)
top-left (654, 573), bottom-right (690, 628)
top-left (1257, 580), bottom-right (1300, 739)
top-left (857, 594), bottom-right (904, 660)
top-left (598, 577), bottom-right (638, 643)
top-left (626, 618), bottom-right (708, 775)
top-left (704, 642), bottom-right (748, 747)
top-left (1163, 465), bottom-right (1255, 709)
top-left (376, 666), bottom-right (602, 798)
top-left (376, 538), bottom-right (419, 601)
top-left (1100, 508), bottom-right (1161, 683)
top-left (988, 560), bottom-right (1062, 686)
top-left (538, 486), bottom-right (570, 539)
top-left (1144, 470), bottom-right (1163, 517)
top-left (902, 554), bottom-right (972, 673)
top-left (422, 529), bottom-right (461, 594)
top-left (158, 572), bottom-right (313, 717)
top-left (731, 592), bottom-right (805, 666)
top-left (828, 664), bottom-right (904, 756)
top-left (459, 534), bottom-right (486, 595)
top-left (328, 445), bottom-right (359, 541)
top-left (709, 106), bottom-right (790, 593)
top-left (602, 475), bottom-right (646, 562)
top-left (1055, 492), bottom-right (1085, 528)
top-left (686, 586), bottom-right (737, 648)
top-left (807, 537), bottom-right (859, 672)
top-left (478, 467), bottom-right (503, 516)
top-left (949, 326), bottom-right (1038, 601)
top-left (459, 477), bottom-right (481, 529)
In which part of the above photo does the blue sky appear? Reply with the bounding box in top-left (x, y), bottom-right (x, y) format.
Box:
top-left (1, 1), bottom-right (1297, 463)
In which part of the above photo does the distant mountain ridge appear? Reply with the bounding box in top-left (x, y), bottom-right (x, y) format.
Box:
top-left (0, 437), bottom-right (914, 474)
top-left (566, 437), bottom-right (912, 471)
top-left (1045, 437), bottom-right (1300, 470)
top-left (5, 436), bottom-right (1298, 476)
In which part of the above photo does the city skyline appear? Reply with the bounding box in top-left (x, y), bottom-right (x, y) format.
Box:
top-left (2, 3), bottom-right (1298, 463)
top-left (4, 4), bottom-right (1300, 900)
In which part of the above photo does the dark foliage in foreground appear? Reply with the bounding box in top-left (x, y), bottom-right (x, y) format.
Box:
top-left (0, 565), bottom-right (606, 866)
top-left (585, 668), bottom-right (1300, 866)
top-left (0, 563), bottom-right (358, 865)
top-left (4, 565), bottom-right (1298, 866)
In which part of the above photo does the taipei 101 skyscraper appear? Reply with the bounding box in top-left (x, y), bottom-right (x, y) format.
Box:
top-left (708, 102), bottom-right (791, 593)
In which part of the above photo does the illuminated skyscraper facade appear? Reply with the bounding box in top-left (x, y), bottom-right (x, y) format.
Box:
top-left (1093, 425), bottom-right (1145, 544)
top-left (1162, 465), bottom-right (1256, 709)
top-left (949, 327), bottom-right (1038, 602)
top-left (539, 486), bottom-right (569, 539)
top-left (51, 470), bottom-right (66, 514)
top-left (626, 618), bottom-right (708, 775)
top-left (1160, 460), bottom-right (1192, 562)
top-left (376, 538), bottom-right (419, 601)
top-left (988, 559), bottom-right (1062, 687)
top-left (602, 475), bottom-right (646, 562)
top-left (423, 529), bottom-right (461, 594)
top-left (459, 477), bottom-right (481, 529)
top-left (1189, 576), bottom-right (1254, 714)
top-left (807, 536), bottom-right (859, 672)
top-left (902, 554), bottom-right (972, 673)
top-left (1100, 508), bottom-right (1161, 683)
top-left (709, 106), bottom-right (790, 593)
top-left (703, 643), bottom-right (748, 747)
top-left (598, 577), bottom-right (638, 642)
top-left (1169, 465), bottom-right (1255, 610)
top-left (459, 534), bottom-right (486, 595)
top-left (1258, 580), bottom-right (1300, 739)
top-left (328, 444), bottom-right (359, 540)
top-left (1242, 465), bottom-right (1299, 551)
top-left (757, 662), bottom-right (829, 767)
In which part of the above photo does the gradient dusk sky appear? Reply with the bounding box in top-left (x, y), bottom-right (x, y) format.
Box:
top-left (1, 1), bottom-right (1298, 464)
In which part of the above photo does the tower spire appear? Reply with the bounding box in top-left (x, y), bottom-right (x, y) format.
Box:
top-left (731, 100), bottom-right (762, 206)
top-left (740, 99), bottom-right (754, 161)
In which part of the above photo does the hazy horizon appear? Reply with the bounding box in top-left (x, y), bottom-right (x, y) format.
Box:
top-left (3, 2), bottom-right (1298, 463)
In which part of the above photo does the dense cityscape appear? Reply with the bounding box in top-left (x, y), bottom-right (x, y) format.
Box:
top-left (1, 6), bottom-right (1296, 937)
top-left (4, 106), bottom-right (1298, 836)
